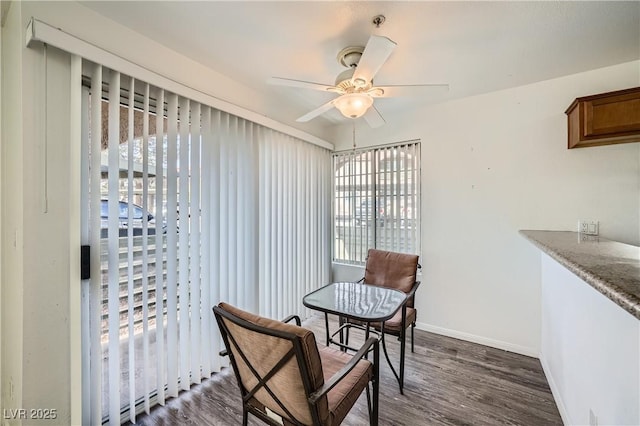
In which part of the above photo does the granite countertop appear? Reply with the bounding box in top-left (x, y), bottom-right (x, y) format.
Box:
top-left (520, 230), bottom-right (640, 320)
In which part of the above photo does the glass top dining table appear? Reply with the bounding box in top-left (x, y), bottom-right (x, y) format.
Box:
top-left (303, 281), bottom-right (407, 323)
top-left (303, 281), bottom-right (410, 393)
top-left (304, 281), bottom-right (413, 394)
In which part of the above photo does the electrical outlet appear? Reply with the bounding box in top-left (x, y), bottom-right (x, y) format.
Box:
top-left (578, 220), bottom-right (599, 236)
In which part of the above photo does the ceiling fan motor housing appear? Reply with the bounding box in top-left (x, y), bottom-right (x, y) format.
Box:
top-left (335, 69), bottom-right (355, 90)
top-left (337, 46), bottom-right (364, 68)
top-left (336, 46), bottom-right (372, 89)
top-left (335, 68), bottom-right (372, 92)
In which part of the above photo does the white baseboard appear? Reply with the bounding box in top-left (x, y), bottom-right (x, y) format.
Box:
top-left (415, 321), bottom-right (539, 358)
top-left (539, 354), bottom-right (570, 426)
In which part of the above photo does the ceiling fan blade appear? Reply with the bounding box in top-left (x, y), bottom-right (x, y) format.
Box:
top-left (296, 99), bottom-right (336, 122)
top-left (363, 105), bottom-right (385, 128)
top-left (370, 84), bottom-right (450, 98)
top-left (268, 77), bottom-right (339, 92)
top-left (352, 35), bottom-right (397, 85)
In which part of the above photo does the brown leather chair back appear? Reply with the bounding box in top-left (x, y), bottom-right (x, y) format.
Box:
top-left (215, 302), bottom-right (329, 425)
top-left (364, 249), bottom-right (419, 307)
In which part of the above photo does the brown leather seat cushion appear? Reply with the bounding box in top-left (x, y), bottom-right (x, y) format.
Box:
top-left (372, 307), bottom-right (416, 334)
top-left (318, 346), bottom-right (372, 426)
top-left (349, 306), bottom-right (416, 335)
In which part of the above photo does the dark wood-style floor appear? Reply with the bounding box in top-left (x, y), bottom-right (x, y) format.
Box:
top-left (128, 314), bottom-right (562, 425)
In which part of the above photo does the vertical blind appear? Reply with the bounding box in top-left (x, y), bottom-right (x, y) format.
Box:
top-left (80, 62), bottom-right (331, 424)
top-left (333, 142), bottom-right (421, 264)
top-left (259, 131), bottom-right (332, 320)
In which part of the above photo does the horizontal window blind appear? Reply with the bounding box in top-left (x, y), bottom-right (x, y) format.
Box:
top-left (80, 62), bottom-right (332, 424)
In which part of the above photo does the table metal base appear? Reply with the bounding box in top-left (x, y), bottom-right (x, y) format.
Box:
top-left (324, 312), bottom-right (407, 395)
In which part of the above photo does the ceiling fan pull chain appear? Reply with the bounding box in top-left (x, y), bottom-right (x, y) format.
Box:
top-left (353, 122), bottom-right (356, 151)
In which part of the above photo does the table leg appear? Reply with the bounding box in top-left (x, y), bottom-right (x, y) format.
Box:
top-left (364, 323), bottom-right (371, 360)
top-left (379, 323), bottom-right (395, 381)
top-left (339, 315), bottom-right (345, 351)
top-left (345, 319), bottom-right (350, 348)
top-left (324, 313), bottom-right (330, 346)
top-left (399, 304), bottom-right (407, 394)
top-left (372, 339), bottom-right (379, 426)
top-left (380, 309), bottom-right (407, 395)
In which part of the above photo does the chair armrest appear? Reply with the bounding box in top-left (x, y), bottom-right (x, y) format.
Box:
top-left (308, 337), bottom-right (379, 404)
top-left (282, 314), bottom-right (301, 326)
top-left (406, 280), bottom-right (421, 299)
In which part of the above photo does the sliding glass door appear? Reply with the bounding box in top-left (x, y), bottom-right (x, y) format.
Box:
top-left (80, 62), bottom-right (331, 424)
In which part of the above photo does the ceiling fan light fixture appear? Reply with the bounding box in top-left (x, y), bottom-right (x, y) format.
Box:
top-left (334, 93), bottom-right (374, 119)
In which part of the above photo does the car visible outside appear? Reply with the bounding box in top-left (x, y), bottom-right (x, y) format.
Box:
top-left (100, 200), bottom-right (164, 237)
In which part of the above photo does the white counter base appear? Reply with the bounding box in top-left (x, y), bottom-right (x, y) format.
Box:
top-left (541, 253), bottom-right (639, 425)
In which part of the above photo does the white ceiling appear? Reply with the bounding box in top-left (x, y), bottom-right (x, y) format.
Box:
top-left (81, 1), bottom-right (639, 132)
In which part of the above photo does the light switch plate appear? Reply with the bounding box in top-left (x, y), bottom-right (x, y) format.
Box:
top-left (578, 220), bottom-right (599, 236)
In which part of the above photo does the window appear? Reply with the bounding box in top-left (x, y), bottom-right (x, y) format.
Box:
top-left (333, 141), bottom-right (421, 264)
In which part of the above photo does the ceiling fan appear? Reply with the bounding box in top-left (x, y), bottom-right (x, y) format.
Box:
top-left (269, 34), bottom-right (449, 128)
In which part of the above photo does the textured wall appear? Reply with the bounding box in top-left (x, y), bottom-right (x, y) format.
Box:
top-left (332, 61), bottom-right (640, 355)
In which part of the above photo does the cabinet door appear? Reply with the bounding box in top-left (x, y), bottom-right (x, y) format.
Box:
top-left (584, 92), bottom-right (640, 137)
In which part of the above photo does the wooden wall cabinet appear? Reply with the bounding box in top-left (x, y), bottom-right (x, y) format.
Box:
top-left (565, 87), bottom-right (640, 149)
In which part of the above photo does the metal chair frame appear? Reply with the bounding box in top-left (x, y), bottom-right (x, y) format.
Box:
top-left (214, 305), bottom-right (379, 426)
top-left (347, 255), bottom-right (421, 394)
